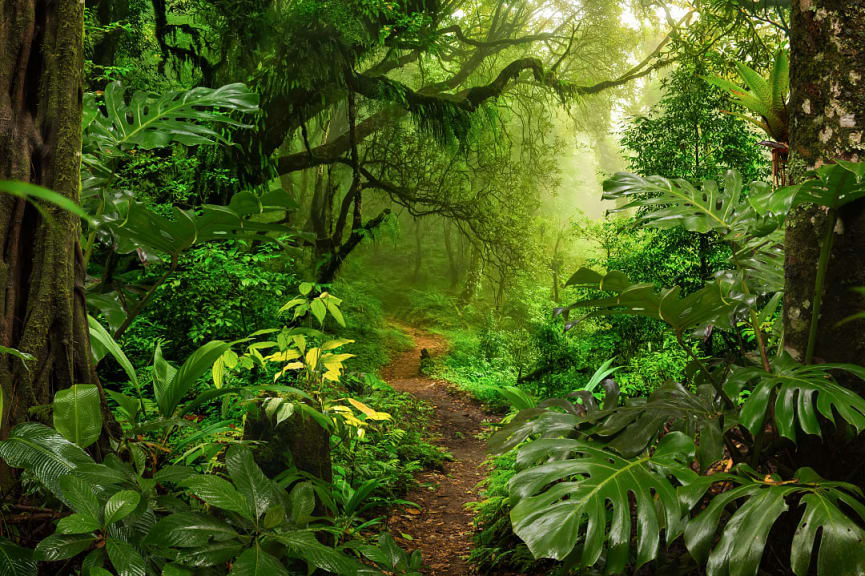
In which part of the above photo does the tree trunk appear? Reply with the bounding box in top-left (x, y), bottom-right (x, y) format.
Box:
top-left (243, 406), bottom-right (332, 483)
top-left (459, 247), bottom-right (482, 305)
top-left (88, 0), bottom-right (130, 90)
top-left (413, 217), bottom-right (423, 281)
top-left (783, 0), bottom-right (865, 364)
top-left (0, 0), bottom-right (107, 483)
top-left (443, 221), bottom-right (460, 288)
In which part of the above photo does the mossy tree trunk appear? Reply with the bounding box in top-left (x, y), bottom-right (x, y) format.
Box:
top-left (0, 0), bottom-right (105, 476)
top-left (783, 0), bottom-right (865, 364)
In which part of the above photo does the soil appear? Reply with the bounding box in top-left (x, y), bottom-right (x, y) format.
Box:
top-left (382, 326), bottom-right (492, 576)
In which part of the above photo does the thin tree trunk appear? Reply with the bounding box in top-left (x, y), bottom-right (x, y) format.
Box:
top-left (459, 247), bottom-right (482, 305)
top-left (443, 221), bottom-right (460, 288)
top-left (413, 217), bottom-right (423, 281)
top-left (89, 0), bottom-right (130, 90)
top-left (783, 0), bottom-right (865, 365)
top-left (0, 0), bottom-right (112, 485)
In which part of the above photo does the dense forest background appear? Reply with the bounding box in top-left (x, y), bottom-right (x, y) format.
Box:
top-left (1, 0), bottom-right (865, 575)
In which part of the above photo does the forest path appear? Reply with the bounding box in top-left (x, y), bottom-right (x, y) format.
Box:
top-left (382, 325), bottom-right (490, 576)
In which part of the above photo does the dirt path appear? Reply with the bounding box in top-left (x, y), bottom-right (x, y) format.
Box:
top-left (382, 326), bottom-right (490, 576)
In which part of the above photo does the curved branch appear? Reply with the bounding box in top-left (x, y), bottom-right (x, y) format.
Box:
top-left (277, 16), bottom-right (682, 174)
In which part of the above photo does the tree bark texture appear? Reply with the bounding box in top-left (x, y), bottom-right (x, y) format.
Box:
top-left (783, 0), bottom-right (865, 364)
top-left (243, 406), bottom-right (333, 483)
top-left (0, 0), bottom-right (99, 455)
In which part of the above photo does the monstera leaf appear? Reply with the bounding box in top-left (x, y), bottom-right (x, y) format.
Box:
top-left (488, 379), bottom-right (621, 455)
top-left (725, 354), bottom-right (865, 440)
top-left (733, 233), bottom-right (785, 294)
top-left (684, 466), bottom-right (865, 576)
top-left (603, 170), bottom-right (752, 235)
top-left (509, 432), bottom-right (696, 572)
top-left (83, 81), bottom-right (258, 153)
top-left (591, 383), bottom-right (725, 467)
top-left (492, 381), bottom-right (725, 470)
top-left (96, 191), bottom-right (300, 261)
top-left (560, 268), bottom-right (753, 334)
top-left (787, 161), bottom-right (865, 210)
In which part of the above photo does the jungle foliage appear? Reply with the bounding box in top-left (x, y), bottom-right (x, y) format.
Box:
top-left (3, 0), bottom-right (865, 575)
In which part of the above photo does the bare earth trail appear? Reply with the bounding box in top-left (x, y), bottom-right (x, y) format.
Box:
top-left (382, 325), bottom-right (491, 576)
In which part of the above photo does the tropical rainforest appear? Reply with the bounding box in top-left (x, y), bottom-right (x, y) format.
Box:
top-left (1, 0), bottom-right (865, 574)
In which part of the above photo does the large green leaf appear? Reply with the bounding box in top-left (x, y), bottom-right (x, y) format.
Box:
top-left (103, 490), bottom-right (141, 526)
top-left (725, 355), bottom-right (865, 440)
top-left (84, 82), bottom-right (258, 152)
top-left (56, 514), bottom-right (102, 535)
top-left (0, 537), bottom-right (37, 576)
top-left (145, 513), bottom-right (238, 548)
top-left (0, 181), bottom-right (93, 223)
top-left (173, 541), bottom-right (244, 568)
top-left (60, 476), bottom-right (101, 522)
top-left (560, 268), bottom-right (752, 334)
top-left (105, 537), bottom-right (145, 576)
top-left (229, 545), bottom-right (289, 576)
top-left (591, 383), bottom-right (724, 465)
top-left (0, 423), bottom-right (94, 501)
top-left (88, 316), bottom-right (138, 387)
top-left (34, 535), bottom-right (97, 561)
top-left (153, 341), bottom-right (229, 417)
top-left (266, 530), bottom-right (361, 575)
top-left (96, 190), bottom-right (300, 263)
top-left (684, 467), bottom-right (865, 576)
top-left (488, 378), bottom-right (623, 455)
top-left (53, 384), bottom-right (103, 449)
top-left (182, 476), bottom-right (252, 519)
top-left (787, 161), bottom-right (865, 210)
top-left (225, 445), bottom-right (280, 520)
top-left (359, 533), bottom-right (423, 575)
top-left (603, 170), bottom-right (749, 234)
top-left (508, 432), bottom-right (695, 572)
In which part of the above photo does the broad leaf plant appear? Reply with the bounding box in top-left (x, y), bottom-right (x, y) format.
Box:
top-left (494, 161), bottom-right (865, 576)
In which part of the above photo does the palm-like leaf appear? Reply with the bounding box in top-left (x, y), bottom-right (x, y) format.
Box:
top-left (684, 466), bottom-right (865, 576)
top-left (725, 354), bottom-right (865, 440)
top-left (153, 341), bottom-right (230, 417)
top-left (0, 537), bottom-right (37, 576)
top-left (508, 432), bottom-right (695, 571)
top-left (703, 50), bottom-right (789, 142)
top-left (0, 423), bottom-right (94, 501)
top-left (88, 316), bottom-right (138, 386)
top-left (770, 49), bottom-right (790, 118)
